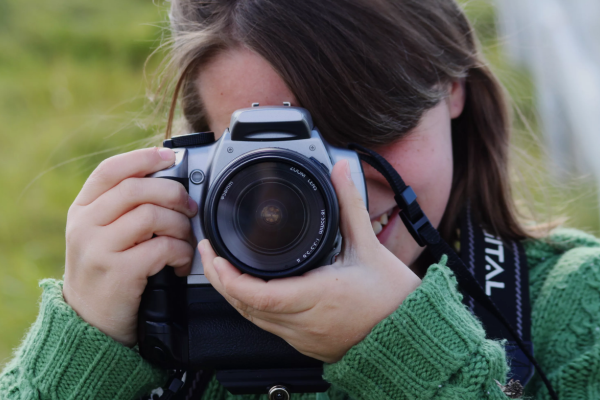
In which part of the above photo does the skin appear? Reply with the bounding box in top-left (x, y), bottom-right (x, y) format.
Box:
top-left (63, 46), bottom-right (465, 362)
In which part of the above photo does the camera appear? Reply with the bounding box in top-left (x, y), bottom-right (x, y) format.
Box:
top-left (138, 104), bottom-right (367, 394)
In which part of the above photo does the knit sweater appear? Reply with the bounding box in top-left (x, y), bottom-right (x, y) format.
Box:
top-left (1, 228), bottom-right (600, 399)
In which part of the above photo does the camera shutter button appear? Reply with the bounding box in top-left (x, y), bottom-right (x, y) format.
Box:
top-left (163, 131), bottom-right (215, 148)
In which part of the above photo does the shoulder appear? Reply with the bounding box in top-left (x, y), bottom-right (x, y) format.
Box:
top-left (523, 228), bottom-right (600, 370)
top-left (524, 227), bottom-right (600, 265)
top-left (524, 228), bottom-right (600, 300)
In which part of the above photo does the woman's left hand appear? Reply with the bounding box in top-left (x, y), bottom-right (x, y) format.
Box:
top-left (199, 160), bottom-right (422, 363)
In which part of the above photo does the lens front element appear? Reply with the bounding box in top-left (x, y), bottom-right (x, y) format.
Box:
top-left (216, 161), bottom-right (326, 271)
top-left (236, 180), bottom-right (306, 253)
top-left (205, 149), bottom-right (339, 278)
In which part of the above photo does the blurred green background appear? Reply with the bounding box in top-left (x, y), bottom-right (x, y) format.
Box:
top-left (0, 0), bottom-right (598, 366)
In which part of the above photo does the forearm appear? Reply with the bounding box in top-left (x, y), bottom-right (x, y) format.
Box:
top-left (0, 279), bottom-right (167, 400)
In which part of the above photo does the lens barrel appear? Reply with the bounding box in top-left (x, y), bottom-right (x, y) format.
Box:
top-left (204, 148), bottom-right (339, 279)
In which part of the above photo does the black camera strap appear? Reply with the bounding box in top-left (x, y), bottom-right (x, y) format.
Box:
top-left (348, 143), bottom-right (557, 399)
top-left (460, 203), bottom-right (534, 386)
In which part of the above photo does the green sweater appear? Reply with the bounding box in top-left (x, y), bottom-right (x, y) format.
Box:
top-left (2, 228), bottom-right (600, 399)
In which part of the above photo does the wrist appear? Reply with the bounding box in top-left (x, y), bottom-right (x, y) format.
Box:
top-left (62, 280), bottom-right (137, 347)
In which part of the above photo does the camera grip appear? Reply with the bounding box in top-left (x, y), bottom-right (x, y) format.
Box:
top-left (187, 286), bottom-right (321, 370)
top-left (138, 266), bottom-right (189, 369)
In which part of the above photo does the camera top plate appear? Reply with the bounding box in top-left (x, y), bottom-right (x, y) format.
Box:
top-left (230, 106), bottom-right (313, 141)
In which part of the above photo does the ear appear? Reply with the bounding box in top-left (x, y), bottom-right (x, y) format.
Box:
top-left (447, 79), bottom-right (466, 119)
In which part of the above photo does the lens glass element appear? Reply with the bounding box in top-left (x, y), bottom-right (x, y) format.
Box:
top-left (216, 161), bottom-right (327, 272)
top-left (236, 182), bottom-right (306, 252)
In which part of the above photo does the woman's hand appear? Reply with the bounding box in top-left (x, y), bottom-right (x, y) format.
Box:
top-left (199, 160), bottom-right (421, 363)
top-left (63, 148), bottom-right (197, 347)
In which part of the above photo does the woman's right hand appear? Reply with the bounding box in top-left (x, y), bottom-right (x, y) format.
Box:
top-left (63, 147), bottom-right (198, 347)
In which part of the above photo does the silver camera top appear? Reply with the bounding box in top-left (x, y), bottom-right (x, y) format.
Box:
top-left (229, 105), bottom-right (314, 141)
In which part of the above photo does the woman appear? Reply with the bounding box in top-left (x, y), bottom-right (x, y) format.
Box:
top-left (2, 0), bottom-right (599, 399)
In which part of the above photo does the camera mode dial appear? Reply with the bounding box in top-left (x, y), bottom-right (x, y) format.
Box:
top-left (163, 132), bottom-right (215, 148)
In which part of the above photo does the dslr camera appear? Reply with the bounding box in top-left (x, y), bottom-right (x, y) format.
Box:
top-left (138, 104), bottom-right (367, 395)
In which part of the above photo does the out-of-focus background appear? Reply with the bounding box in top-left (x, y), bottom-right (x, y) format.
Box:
top-left (0, 0), bottom-right (598, 365)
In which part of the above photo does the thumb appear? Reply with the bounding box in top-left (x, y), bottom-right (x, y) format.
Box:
top-left (331, 160), bottom-right (379, 252)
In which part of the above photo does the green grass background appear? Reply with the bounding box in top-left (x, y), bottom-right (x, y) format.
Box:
top-left (0, 0), bottom-right (598, 366)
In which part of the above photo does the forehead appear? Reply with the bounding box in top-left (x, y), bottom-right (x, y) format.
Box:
top-left (195, 47), bottom-right (298, 137)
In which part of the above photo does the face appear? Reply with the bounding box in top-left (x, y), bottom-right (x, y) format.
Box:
top-left (196, 47), bottom-right (465, 270)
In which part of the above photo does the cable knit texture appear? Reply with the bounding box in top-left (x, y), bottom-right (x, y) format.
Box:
top-left (2, 228), bottom-right (600, 399)
top-left (0, 280), bottom-right (167, 399)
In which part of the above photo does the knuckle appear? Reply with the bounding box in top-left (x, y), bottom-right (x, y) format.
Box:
top-left (137, 204), bottom-right (160, 233)
top-left (140, 203), bottom-right (160, 224)
top-left (165, 182), bottom-right (188, 210)
top-left (66, 209), bottom-right (79, 238)
top-left (150, 147), bottom-right (163, 162)
top-left (177, 245), bottom-right (194, 265)
top-left (118, 178), bottom-right (143, 202)
top-left (66, 210), bottom-right (87, 245)
top-left (156, 236), bottom-right (172, 253)
top-left (65, 222), bottom-right (80, 244)
top-left (91, 157), bottom-right (115, 185)
top-left (66, 203), bottom-right (78, 221)
top-left (162, 237), bottom-right (179, 255)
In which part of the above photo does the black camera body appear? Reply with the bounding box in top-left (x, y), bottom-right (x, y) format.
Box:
top-left (138, 105), bottom-right (367, 394)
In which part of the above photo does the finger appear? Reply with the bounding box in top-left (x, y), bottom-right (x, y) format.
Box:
top-left (75, 147), bottom-right (177, 206)
top-left (88, 177), bottom-right (197, 226)
top-left (197, 240), bottom-right (226, 293)
top-left (199, 240), bottom-right (321, 314)
top-left (122, 235), bottom-right (194, 278)
top-left (106, 204), bottom-right (193, 251)
top-left (331, 160), bottom-right (379, 251)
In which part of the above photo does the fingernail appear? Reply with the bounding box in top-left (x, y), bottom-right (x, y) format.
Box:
top-left (188, 196), bottom-right (198, 213)
top-left (158, 147), bottom-right (174, 161)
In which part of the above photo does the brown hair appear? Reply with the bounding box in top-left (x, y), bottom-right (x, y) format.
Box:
top-left (157, 0), bottom-right (536, 242)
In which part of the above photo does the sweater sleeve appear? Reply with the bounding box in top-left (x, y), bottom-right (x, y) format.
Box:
top-left (0, 279), bottom-right (168, 400)
top-left (323, 257), bottom-right (511, 400)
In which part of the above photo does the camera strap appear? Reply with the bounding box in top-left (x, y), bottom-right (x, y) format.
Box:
top-left (459, 203), bottom-right (534, 385)
top-left (348, 143), bottom-right (557, 399)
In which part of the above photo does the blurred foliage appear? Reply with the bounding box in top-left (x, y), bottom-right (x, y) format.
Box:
top-left (0, 0), bottom-right (598, 366)
top-left (459, 0), bottom-right (600, 234)
top-left (0, 0), bottom-right (169, 364)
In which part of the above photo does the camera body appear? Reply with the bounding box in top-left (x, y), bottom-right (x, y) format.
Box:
top-left (138, 105), bottom-right (367, 391)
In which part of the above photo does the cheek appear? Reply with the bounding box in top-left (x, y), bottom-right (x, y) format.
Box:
top-left (378, 131), bottom-right (454, 228)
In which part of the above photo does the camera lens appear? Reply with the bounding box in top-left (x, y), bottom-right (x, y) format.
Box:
top-left (235, 178), bottom-right (308, 253)
top-left (216, 161), bottom-right (325, 270)
top-left (205, 149), bottom-right (339, 278)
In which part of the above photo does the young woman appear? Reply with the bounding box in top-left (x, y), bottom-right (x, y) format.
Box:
top-left (2, 0), bottom-right (599, 399)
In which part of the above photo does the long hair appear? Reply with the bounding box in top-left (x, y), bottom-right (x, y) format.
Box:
top-left (157, 0), bottom-right (535, 242)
